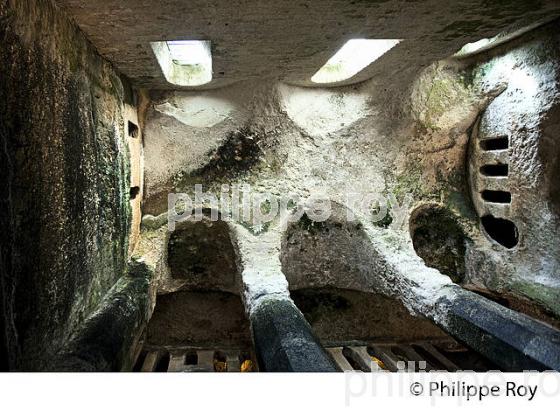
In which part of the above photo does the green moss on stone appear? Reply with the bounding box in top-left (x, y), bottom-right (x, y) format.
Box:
top-left (510, 281), bottom-right (560, 318)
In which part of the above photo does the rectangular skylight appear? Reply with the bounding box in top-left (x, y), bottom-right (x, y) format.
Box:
top-left (151, 40), bottom-right (212, 86)
top-left (167, 40), bottom-right (212, 66)
top-left (311, 39), bottom-right (401, 84)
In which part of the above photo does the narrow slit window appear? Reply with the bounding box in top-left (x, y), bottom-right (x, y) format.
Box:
top-left (130, 186), bottom-right (141, 200)
top-left (480, 164), bottom-right (509, 177)
top-left (128, 121), bottom-right (139, 138)
top-left (481, 190), bottom-right (511, 204)
top-left (311, 39), bottom-right (401, 84)
top-left (480, 137), bottom-right (509, 151)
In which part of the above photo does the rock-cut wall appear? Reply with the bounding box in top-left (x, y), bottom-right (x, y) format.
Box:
top-left (0, 0), bottom-right (133, 370)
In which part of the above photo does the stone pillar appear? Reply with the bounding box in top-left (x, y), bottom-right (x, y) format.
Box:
top-left (434, 287), bottom-right (560, 371)
top-left (47, 260), bottom-right (153, 371)
top-left (250, 296), bottom-right (337, 372)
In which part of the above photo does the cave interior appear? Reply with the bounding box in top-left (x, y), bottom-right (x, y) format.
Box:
top-left (1, 0), bottom-right (560, 372)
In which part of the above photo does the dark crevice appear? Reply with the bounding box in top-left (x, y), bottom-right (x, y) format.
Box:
top-left (213, 351), bottom-right (227, 372)
top-left (481, 190), bottom-right (511, 203)
top-left (342, 347), bottom-right (362, 370)
top-left (411, 345), bottom-right (448, 369)
top-left (129, 186), bottom-right (140, 200)
top-left (463, 285), bottom-right (560, 329)
top-left (132, 350), bottom-right (147, 371)
top-left (185, 351), bottom-right (198, 365)
top-left (481, 215), bottom-right (519, 248)
top-left (410, 205), bottom-right (467, 283)
top-left (480, 164), bottom-right (509, 177)
top-left (434, 344), bottom-right (501, 372)
top-left (128, 121), bottom-right (139, 138)
top-left (154, 351), bottom-right (170, 372)
top-left (480, 137), bottom-right (509, 151)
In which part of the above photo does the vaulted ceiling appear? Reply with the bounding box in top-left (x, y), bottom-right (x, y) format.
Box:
top-left (55, 0), bottom-right (560, 90)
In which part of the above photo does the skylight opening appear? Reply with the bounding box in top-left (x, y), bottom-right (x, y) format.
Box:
top-left (453, 21), bottom-right (549, 58)
top-left (456, 38), bottom-right (493, 56)
top-left (311, 39), bottom-right (401, 84)
top-left (167, 41), bottom-right (211, 66)
top-left (151, 40), bottom-right (212, 87)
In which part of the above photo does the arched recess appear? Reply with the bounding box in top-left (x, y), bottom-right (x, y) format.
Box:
top-left (135, 210), bottom-right (256, 372)
top-left (409, 203), bottom-right (468, 284)
top-left (280, 203), bottom-right (492, 371)
top-left (166, 213), bottom-right (241, 292)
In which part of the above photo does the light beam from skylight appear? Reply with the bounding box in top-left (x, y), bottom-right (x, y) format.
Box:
top-left (311, 39), bottom-right (401, 84)
top-left (167, 40), bottom-right (211, 66)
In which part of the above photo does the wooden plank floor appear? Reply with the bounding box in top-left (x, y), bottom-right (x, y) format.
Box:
top-left (326, 340), bottom-right (489, 372)
top-left (133, 348), bottom-right (257, 372)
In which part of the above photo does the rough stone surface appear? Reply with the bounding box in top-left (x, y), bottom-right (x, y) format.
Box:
top-left (166, 217), bottom-right (240, 293)
top-left (465, 25), bottom-right (560, 316)
top-left (136, 22), bottom-right (560, 329)
top-left (0, 0), bottom-right (133, 370)
top-left (126, 104), bottom-right (144, 257)
top-left (47, 260), bottom-right (153, 371)
top-left (434, 287), bottom-right (560, 371)
top-left (146, 290), bottom-right (253, 349)
top-left (17, 0), bottom-right (555, 371)
top-left (291, 288), bottom-right (449, 344)
top-left (281, 204), bottom-right (379, 292)
top-left (55, 0), bottom-right (560, 91)
top-left (410, 203), bottom-right (468, 283)
top-left (251, 296), bottom-right (337, 372)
